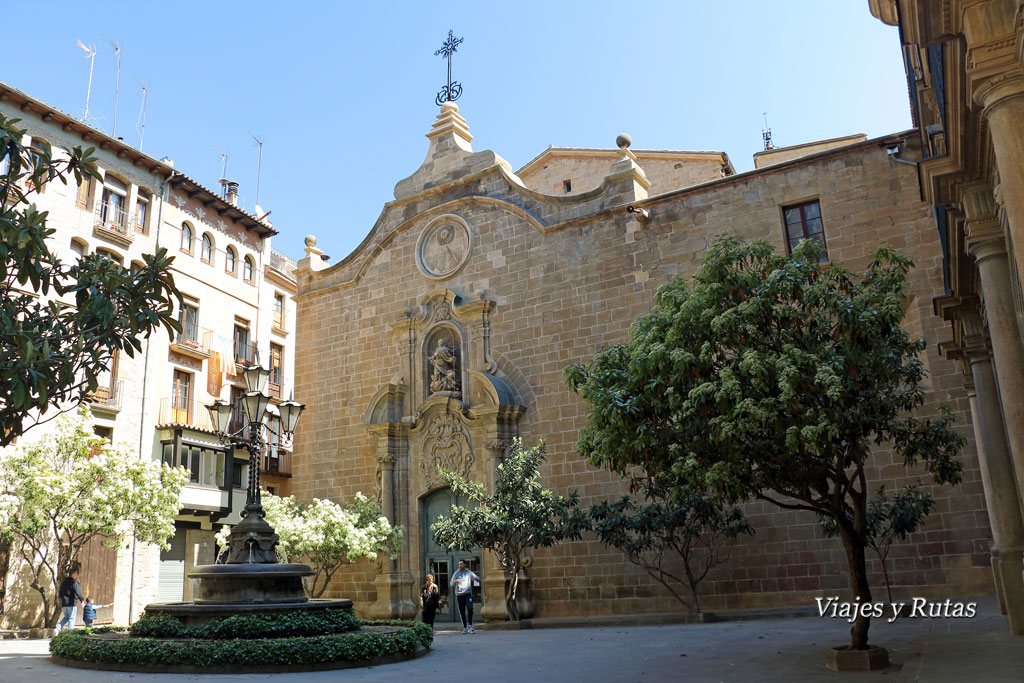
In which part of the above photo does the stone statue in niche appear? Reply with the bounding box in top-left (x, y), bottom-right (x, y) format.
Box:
top-left (428, 338), bottom-right (460, 398)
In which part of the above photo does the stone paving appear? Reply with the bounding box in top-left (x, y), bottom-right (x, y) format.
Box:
top-left (0, 599), bottom-right (1021, 682)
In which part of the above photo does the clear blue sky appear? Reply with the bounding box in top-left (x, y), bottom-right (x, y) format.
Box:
top-left (5, 1), bottom-right (910, 262)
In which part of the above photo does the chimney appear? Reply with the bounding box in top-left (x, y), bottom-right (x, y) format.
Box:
top-left (227, 181), bottom-right (239, 207)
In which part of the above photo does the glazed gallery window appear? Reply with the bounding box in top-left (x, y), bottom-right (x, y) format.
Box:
top-left (181, 223), bottom-right (194, 254)
top-left (161, 443), bottom-right (225, 487)
top-left (225, 246), bottom-right (238, 275)
top-left (243, 255), bottom-right (255, 283)
top-left (783, 200), bottom-right (829, 261)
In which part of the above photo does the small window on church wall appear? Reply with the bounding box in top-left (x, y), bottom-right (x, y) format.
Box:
top-left (563, 179), bottom-right (572, 193)
top-left (783, 200), bottom-right (828, 262)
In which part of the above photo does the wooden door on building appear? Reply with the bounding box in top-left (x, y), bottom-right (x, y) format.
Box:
top-left (422, 488), bottom-right (483, 623)
top-left (75, 535), bottom-right (117, 625)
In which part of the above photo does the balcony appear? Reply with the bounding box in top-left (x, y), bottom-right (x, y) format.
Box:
top-left (262, 447), bottom-right (292, 477)
top-left (88, 379), bottom-right (124, 414)
top-left (269, 249), bottom-right (296, 275)
top-left (157, 396), bottom-right (216, 432)
top-left (93, 201), bottom-right (134, 247)
top-left (234, 339), bottom-right (259, 368)
top-left (170, 324), bottom-right (212, 360)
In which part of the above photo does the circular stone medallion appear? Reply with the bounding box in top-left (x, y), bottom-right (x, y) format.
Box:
top-left (416, 215), bottom-right (472, 280)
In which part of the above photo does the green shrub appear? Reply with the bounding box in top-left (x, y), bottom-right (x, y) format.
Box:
top-left (50, 619), bottom-right (432, 667)
top-left (129, 608), bottom-right (360, 640)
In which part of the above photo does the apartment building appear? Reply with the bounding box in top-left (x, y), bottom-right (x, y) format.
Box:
top-left (0, 81), bottom-right (297, 627)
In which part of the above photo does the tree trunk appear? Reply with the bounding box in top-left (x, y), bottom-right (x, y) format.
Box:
top-left (505, 559), bottom-right (521, 621)
top-left (839, 526), bottom-right (872, 650)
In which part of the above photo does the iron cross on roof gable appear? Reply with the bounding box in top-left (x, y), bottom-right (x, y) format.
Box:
top-left (434, 29), bottom-right (464, 106)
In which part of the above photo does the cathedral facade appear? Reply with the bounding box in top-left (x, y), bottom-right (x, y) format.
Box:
top-left (291, 102), bottom-right (992, 620)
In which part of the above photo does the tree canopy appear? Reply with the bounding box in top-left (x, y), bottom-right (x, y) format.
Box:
top-left (567, 237), bottom-right (964, 649)
top-left (0, 409), bottom-right (189, 626)
top-left (430, 438), bottom-right (590, 621)
top-left (0, 114), bottom-right (181, 445)
top-left (216, 492), bottom-right (403, 598)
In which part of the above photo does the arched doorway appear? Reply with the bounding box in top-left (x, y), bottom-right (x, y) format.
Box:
top-left (422, 488), bottom-right (483, 623)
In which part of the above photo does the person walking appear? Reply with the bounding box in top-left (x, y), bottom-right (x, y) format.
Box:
top-left (56, 568), bottom-right (84, 633)
top-left (82, 597), bottom-right (111, 628)
top-left (421, 574), bottom-right (441, 628)
top-left (450, 559), bottom-right (480, 634)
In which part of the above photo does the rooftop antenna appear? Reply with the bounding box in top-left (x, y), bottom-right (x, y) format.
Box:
top-left (135, 79), bottom-right (148, 151)
top-left (102, 35), bottom-right (121, 137)
top-left (762, 112), bottom-right (774, 151)
top-left (75, 40), bottom-right (96, 122)
top-left (212, 146), bottom-right (229, 196)
top-left (249, 132), bottom-right (264, 208)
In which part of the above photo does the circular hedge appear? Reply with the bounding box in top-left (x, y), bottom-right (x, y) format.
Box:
top-left (49, 615), bottom-right (433, 673)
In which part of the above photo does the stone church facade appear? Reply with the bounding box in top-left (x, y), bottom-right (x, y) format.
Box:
top-left (292, 101), bottom-right (993, 619)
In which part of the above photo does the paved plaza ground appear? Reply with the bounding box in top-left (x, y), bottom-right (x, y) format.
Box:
top-left (1, 598), bottom-right (1021, 682)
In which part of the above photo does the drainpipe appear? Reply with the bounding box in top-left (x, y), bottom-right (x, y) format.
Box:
top-left (129, 169), bottom-right (176, 624)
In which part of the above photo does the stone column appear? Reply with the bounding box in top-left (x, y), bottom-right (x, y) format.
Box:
top-left (962, 313), bottom-right (1024, 634)
top-left (966, 231), bottom-right (1024, 516)
top-left (976, 74), bottom-right (1024, 289)
top-left (367, 444), bottom-right (416, 619)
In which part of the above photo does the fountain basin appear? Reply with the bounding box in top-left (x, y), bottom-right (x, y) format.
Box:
top-left (186, 562), bottom-right (313, 604)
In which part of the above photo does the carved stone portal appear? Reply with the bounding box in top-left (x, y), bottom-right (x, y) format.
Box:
top-left (363, 288), bottom-right (525, 620)
top-left (420, 412), bottom-right (474, 488)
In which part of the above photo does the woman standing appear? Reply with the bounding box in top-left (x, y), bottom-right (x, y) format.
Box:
top-left (421, 574), bottom-right (441, 628)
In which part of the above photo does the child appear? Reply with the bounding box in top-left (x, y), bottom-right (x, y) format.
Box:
top-left (82, 597), bottom-right (110, 628)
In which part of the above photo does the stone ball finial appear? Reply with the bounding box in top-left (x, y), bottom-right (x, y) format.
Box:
top-left (304, 235), bottom-right (317, 247)
top-left (441, 101), bottom-right (460, 114)
top-left (615, 133), bottom-right (632, 149)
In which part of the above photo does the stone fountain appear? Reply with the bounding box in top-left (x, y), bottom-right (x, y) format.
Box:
top-left (145, 374), bottom-right (350, 625)
top-left (144, 504), bottom-right (351, 627)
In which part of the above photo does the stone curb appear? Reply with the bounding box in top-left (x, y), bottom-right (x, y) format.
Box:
top-left (51, 643), bottom-right (430, 674)
top-left (434, 606), bottom-right (819, 633)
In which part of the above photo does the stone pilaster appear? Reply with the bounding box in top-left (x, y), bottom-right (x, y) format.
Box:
top-left (367, 448), bottom-right (416, 620)
top-left (960, 311), bottom-right (1024, 634)
top-left (480, 438), bottom-right (510, 622)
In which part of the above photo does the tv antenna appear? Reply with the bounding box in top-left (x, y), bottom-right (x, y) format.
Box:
top-left (135, 79), bottom-right (148, 151)
top-left (102, 35), bottom-right (122, 137)
top-left (249, 132), bottom-right (264, 208)
top-left (212, 145), bottom-right (229, 187)
top-left (762, 112), bottom-right (774, 151)
top-left (75, 40), bottom-right (96, 122)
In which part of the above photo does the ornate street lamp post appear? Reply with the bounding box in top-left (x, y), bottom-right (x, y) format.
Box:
top-left (207, 366), bottom-right (304, 564)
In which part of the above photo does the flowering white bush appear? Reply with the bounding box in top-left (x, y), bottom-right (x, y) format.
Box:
top-left (216, 491), bottom-right (403, 597)
top-left (0, 408), bottom-right (188, 626)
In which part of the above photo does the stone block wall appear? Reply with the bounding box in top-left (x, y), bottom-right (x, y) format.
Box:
top-left (293, 131), bottom-right (990, 618)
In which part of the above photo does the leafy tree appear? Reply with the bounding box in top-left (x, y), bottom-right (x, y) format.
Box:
top-left (566, 237), bottom-right (964, 650)
top-left (590, 483), bottom-right (753, 613)
top-left (821, 485), bottom-right (934, 604)
top-left (0, 114), bottom-right (181, 446)
top-left (216, 492), bottom-right (403, 598)
top-left (430, 438), bottom-right (591, 621)
top-left (0, 408), bottom-right (189, 627)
